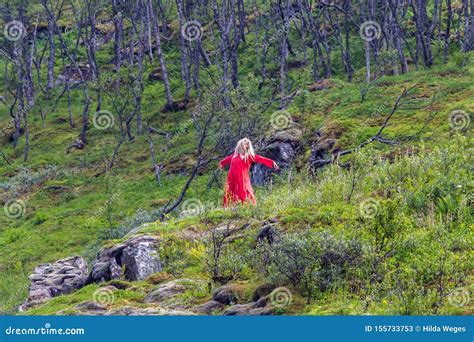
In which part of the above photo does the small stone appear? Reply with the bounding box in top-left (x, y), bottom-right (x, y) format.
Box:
top-left (255, 296), bottom-right (268, 308)
top-left (224, 303), bottom-right (274, 316)
top-left (252, 284), bottom-right (276, 301)
top-left (75, 301), bottom-right (107, 312)
top-left (194, 300), bottom-right (225, 314)
top-left (212, 285), bottom-right (239, 305)
top-left (144, 278), bottom-right (203, 305)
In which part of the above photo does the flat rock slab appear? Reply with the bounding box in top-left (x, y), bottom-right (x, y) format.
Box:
top-left (223, 303), bottom-right (274, 316)
top-left (20, 256), bottom-right (88, 311)
top-left (144, 278), bottom-right (207, 309)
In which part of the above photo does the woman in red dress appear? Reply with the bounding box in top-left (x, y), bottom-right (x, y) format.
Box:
top-left (219, 138), bottom-right (279, 207)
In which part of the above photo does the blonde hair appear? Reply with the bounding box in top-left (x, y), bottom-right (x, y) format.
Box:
top-left (234, 138), bottom-right (255, 162)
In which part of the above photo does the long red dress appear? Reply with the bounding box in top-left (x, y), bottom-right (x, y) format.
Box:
top-left (219, 153), bottom-right (276, 207)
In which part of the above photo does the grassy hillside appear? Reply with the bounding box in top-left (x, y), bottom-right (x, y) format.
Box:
top-left (14, 134), bottom-right (474, 315)
top-left (0, 2), bottom-right (473, 315)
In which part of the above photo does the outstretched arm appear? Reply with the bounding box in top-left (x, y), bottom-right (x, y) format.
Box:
top-left (254, 155), bottom-right (279, 169)
top-left (219, 154), bottom-right (233, 169)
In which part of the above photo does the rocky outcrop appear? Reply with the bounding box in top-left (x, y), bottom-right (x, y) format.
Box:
top-left (251, 128), bottom-right (302, 185)
top-left (71, 304), bottom-right (195, 316)
top-left (122, 236), bottom-right (162, 280)
top-left (87, 235), bottom-right (162, 284)
top-left (19, 229), bottom-right (285, 315)
top-left (105, 307), bottom-right (195, 316)
top-left (87, 256), bottom-right (122, 284)
top-left (20, 256), bottom-right (88, 311)
top-left (262, 141), bottom-right (295, 163)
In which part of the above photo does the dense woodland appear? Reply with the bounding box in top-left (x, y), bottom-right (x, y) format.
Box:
top-left (0, 0), bottom-right (472, 315)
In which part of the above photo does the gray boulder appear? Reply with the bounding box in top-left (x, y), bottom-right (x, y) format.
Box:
top-left (257, 223), bottom-right (278, 244)
top-left (87, 235), bottom-right (161, 284)
top-left (122, 236), bottom-right (162, 281)
top-left (251, 128), bottom-right (302, 185)
top-left (252, 283), bottom-right (277, 301)
top-left (20, 256), bottom-right (88, 311)
top-left (257, 141), bottom-right (296, 168)
top-left (212, 284), bottom-right (240, 305)
top-left (87, 258), bottom-right (122, 284)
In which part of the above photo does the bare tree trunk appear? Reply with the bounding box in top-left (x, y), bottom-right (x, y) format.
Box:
top-left (191, 44), bottom-right (201, 94)
top-left (134, 0), bottom-right (145, 136)
top-left (230, 0), bottom-right (243, 88)
top-left (86, 1), bottom-right (99, 79)
top-left (365, 41), bottom-right (371, 82)
top-left (23, 17), bottom-right (35, 161)
top-left (11, 43), bottom-right (23, 148)
top-left (23, 98), bottom-right (29, 162)
top-left (212, 0), bottom-right (239, 104)
top-left (25, 22), bottom-right (36, 107)
top-left (388, 0), bottom-right (416, 69)
top-left (46, 17), bottom-right (55, 95)
top-left (280, 38), bottom-right (288, 108)
top-left (197, 39), bottom-right (211, 66)
top-left (145, 127), bottom-right (164, 186)
top-left (462, 0), bottom-right (474, 51)
top-left (144, 0), bottom-right (154, 61)
top-left (176, 0), bottom-right (192, 103)
top-left (259, 29), bottom-right (269, 89)
top-left (343, 0), bottom-right (354, 81)
top-left (444, 0), bottom-right (452, 62)
top-left (389, 0), bottom-right (408, 73)
top-left (148, 0), bottom-right (174, 110)
top-left (279, 1), bottom-right (290, 108)
top-left (85, 0), bottom-right (101, 112)
top-left (112, 0), bottom-right (123, 70)
top-left (321, 9), bottom-right (332, 78)
top-left (66, 78), bottom-right (74, 127)
top-left (411, 0), bottom-right (433, 67)
top-left (41, 0), bottom-right (92, 144)
top-left (301, 0), bottom-right (325, 81)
